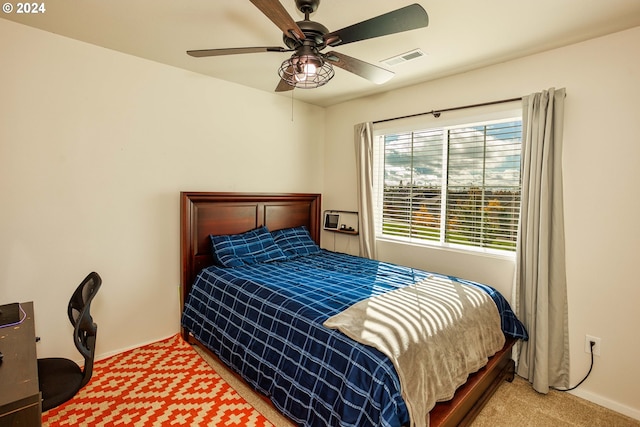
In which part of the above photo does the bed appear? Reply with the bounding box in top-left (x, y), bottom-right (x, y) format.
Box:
top-left (180, 192), bottom-right (526, 427)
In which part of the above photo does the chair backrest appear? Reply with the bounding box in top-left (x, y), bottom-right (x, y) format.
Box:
top-left (67, 271), bottom-right (101, 388)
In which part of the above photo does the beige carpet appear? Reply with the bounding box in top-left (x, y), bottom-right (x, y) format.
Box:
top-left (472, 376), bottom-right (640, 427)
top-left (195, 345), bottom-right (638, 427)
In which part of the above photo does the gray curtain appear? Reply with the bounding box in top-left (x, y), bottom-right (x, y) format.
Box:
top-left (515, 87), bottom-right (570, 392)
top-left (354, 122), bottom-right (377, 259)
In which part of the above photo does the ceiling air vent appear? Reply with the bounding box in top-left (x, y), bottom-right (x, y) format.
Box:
top-left (381, 49), bottom-right (425, 67)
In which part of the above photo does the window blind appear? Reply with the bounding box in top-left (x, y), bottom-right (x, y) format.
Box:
top-left (375, 118), bottom-right (522, 253)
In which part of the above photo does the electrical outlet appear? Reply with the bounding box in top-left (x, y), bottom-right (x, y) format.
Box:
top-left (585, 335), bottom-right (601, 356)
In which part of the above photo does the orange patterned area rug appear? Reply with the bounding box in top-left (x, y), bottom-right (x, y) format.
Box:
top-left (42, 334), bottom-right (274, 427)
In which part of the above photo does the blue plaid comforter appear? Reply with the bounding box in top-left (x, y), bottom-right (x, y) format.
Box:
top-left (181, 250), bottom-right (527, 427)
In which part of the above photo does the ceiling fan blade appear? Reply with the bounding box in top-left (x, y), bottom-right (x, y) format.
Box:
top-left (275, 78), bottom-right (294, 92)
top-left (325, 51), bottom-right (394, 84)
top-left (250, 0), bottom-right (306, 41)
top-left (187, 46), bottom-right (287, 57)
top-left (275, 64), bottom-right (294, 92)
top-left (324, 3), bottom-right (428, 47)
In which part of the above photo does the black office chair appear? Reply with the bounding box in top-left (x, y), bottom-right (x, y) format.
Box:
top-left (37, 271), bottom-right (102, 412)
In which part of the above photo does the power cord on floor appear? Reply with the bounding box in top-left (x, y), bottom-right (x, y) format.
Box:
top-left (553, 340), bottom-right (595, 392)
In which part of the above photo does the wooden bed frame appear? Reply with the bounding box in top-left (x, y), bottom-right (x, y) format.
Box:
top-left (180, 191), bottom-right (516, 427)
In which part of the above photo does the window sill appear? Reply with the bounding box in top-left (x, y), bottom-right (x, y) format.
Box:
top-left (375, 235), bottom-right (517, 262)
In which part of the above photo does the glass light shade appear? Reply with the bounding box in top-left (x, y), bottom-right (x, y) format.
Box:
top-left (279, 54), bottom-right (334, 89)
top-left (295, 62), bottom-right (318, 82)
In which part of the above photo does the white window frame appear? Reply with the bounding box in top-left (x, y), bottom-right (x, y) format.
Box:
top-left (372, 105), bottom-right (522, 258)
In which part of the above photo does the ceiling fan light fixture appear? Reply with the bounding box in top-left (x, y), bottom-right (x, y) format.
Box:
top-left (279, 54), bottom-right (334, 89)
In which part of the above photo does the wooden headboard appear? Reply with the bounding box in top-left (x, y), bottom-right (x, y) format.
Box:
top-left (180, 192), bottom-right (322, 309)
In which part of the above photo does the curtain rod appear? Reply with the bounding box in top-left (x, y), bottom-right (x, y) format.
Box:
top-left (372, 96), bottom-right (521, 124)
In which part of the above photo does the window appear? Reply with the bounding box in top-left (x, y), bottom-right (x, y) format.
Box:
top-left (373, 113), bottom-right (522, 254)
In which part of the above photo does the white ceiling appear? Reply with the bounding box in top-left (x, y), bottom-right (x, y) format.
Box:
top-left (3, 1), bottom-right (640, 107)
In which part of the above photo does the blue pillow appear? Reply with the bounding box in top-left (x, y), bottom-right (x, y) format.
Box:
top-left (210, 226), bottom-right (287, 268)
top-left (271, 226), bottom-right (321, 259)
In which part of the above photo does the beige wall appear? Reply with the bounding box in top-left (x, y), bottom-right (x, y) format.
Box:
top-left (0, 19), bottom-right (325, 360)
top-left (324, 27), bottom-right (640, 419)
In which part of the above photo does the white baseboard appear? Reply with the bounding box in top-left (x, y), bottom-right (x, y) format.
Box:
top-left (94, 333), bottom-right (178, 363)
top-left (570, 389), bottom-right (640, 421)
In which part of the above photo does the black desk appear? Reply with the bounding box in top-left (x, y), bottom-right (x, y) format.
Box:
top-left (0, 302), bottom-right (41, 427)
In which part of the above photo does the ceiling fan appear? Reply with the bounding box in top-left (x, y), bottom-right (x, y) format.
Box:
top-left (187, 0), bottom-right (429, 91)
